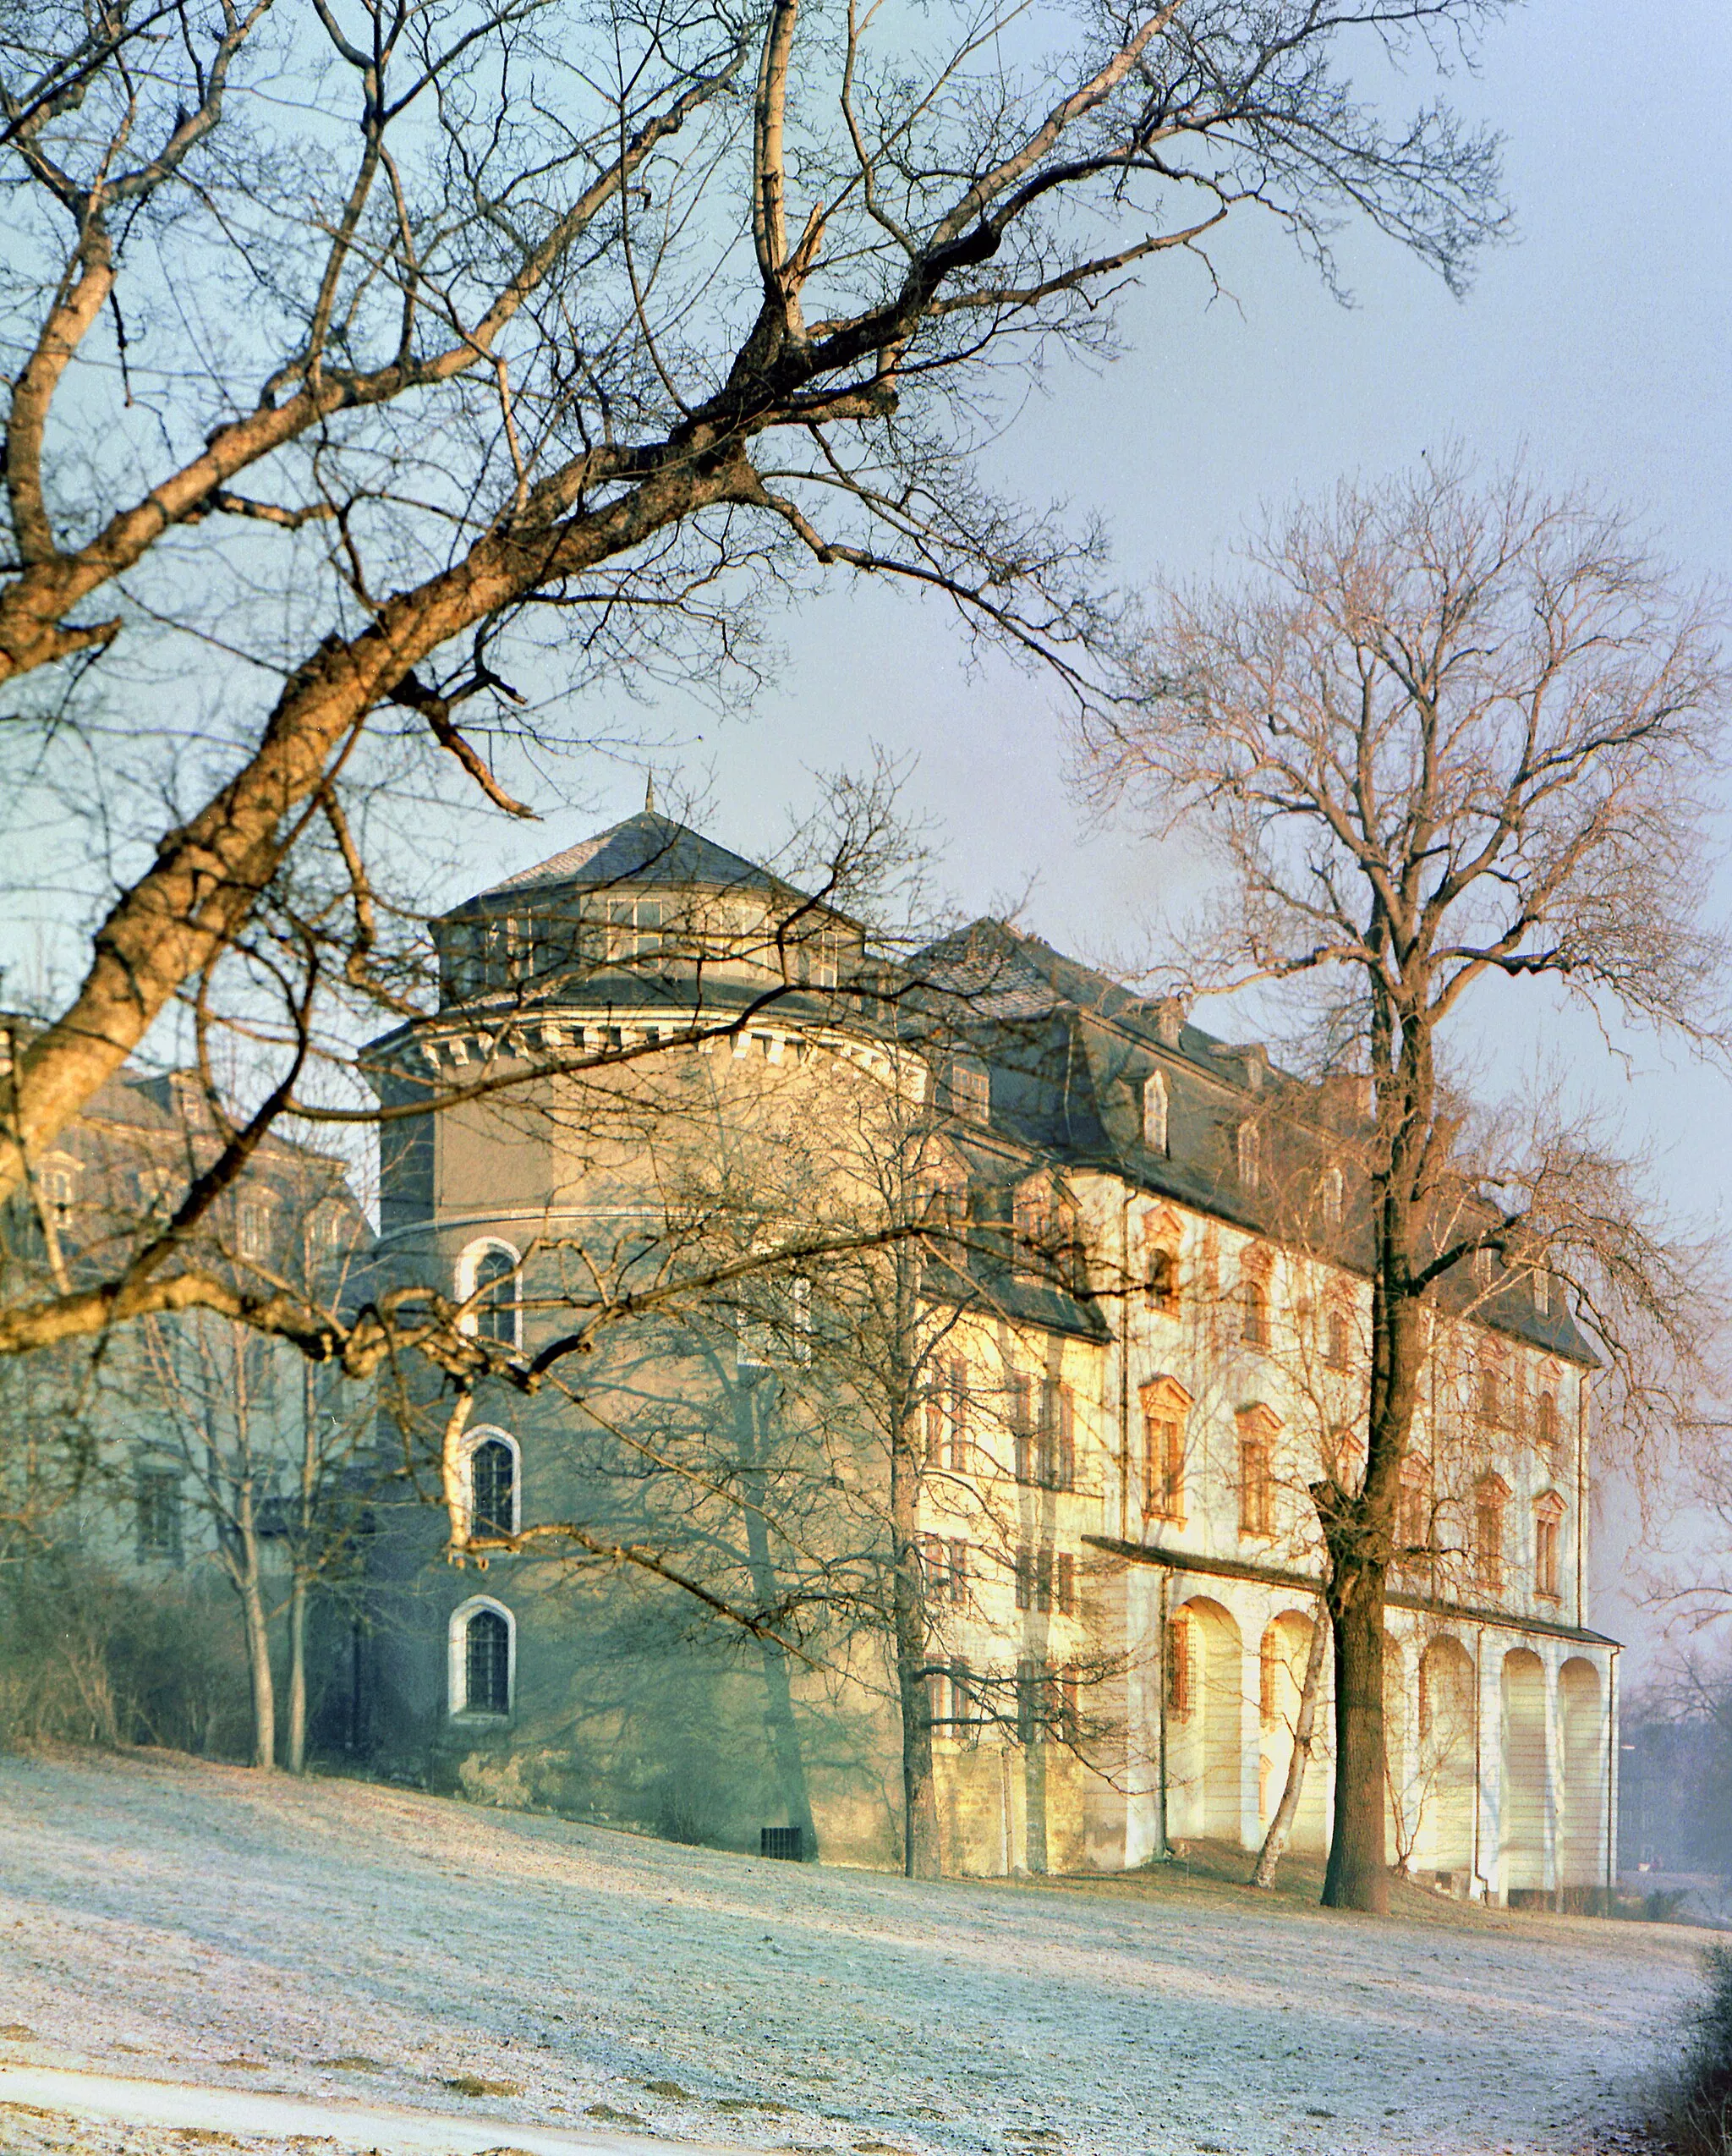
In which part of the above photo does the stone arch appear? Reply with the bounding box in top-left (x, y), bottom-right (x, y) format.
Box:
top-left (1258, 1609), bottom-right (1327, 1854)
top-left (1168, 1595), bottom-right (1244, 1846)
top-left (1500, 1648), bottom-right (1548, 1893)
top-left (1417, 1634), bottom-right (1476, 1879)
top-left (1559, 1658), bottom-right (1603, 1889)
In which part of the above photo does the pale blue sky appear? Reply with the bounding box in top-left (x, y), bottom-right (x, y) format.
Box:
top-left (534, 0), bottom-right (1729, 1668)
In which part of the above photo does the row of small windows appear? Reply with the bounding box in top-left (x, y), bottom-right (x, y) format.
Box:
top-left (440, 903), bottom-right (858, 998)
top-left (1140, 1381), bottom-right (1568, 1596)
top-left (924, 1659), bottom-right (1082, 1747)
top-left (916, 1535), bottom-right (1082, 1616)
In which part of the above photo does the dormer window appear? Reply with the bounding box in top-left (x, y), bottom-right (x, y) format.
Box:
top-left (1472, 1244), bottom-right (1494, 1287)
top-left (1532, 1265), bottom-right (1551, 1316)
top-left (1236, 1122), bottom-right (1260, 1193)
top-left (1323, 1165), bottom-right (1343, 1231)
top-left (1142, 1071), bottom-right (1169, 1155)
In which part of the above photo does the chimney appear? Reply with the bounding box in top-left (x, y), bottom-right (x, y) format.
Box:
top-left (1153, 997), bottom-right (1186, 1050)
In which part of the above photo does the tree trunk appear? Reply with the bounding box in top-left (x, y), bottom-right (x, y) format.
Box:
top-left (230, 1467), bottom-right (276, 1772)
top-left (740, 1385), bottom-right (818, 1858)
top-left (887, 1316), bottom-right (939, 1878)
top-left (1252, 1605), bottom-right (1329, 1889)
top-left (286, 1362), bottom-right (316, 1774)
top-left (285, 1574), bottom-right (308, 1775)
top-left (238, 1547), bottom-right (277, 1770)
top-left (1320, 1573), bottom-right (1387, 1912)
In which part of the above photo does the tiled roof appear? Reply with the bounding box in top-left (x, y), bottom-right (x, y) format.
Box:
top-left (464, 813), bottom-right (800, 908)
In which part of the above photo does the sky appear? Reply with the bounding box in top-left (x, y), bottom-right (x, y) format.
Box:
top-left (10, 1), bottom-right (1729, 1676)
top-left (496, 0), bottom-right (1729, 1673)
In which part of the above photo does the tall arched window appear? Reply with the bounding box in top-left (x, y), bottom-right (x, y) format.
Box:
top-left (449, 1596), bottom-right (514, 1716)
top-left (1323, 1165), bottom-right (1344, 1231)
top-left (1142, 1070), bottom-right (1169, 1155)
top-left (1236, 1122), bottom-right (1260, 1192)
top-left (458, 1239), bottom-right (521, 1347)
top-left (1324, 1308), bottom-right (1348, 1369)
top-left (471, 1438), bottom-right (517, 1538)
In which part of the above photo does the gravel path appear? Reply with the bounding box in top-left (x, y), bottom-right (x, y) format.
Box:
top-left (0, 1749), bottom-right (1707, 2156)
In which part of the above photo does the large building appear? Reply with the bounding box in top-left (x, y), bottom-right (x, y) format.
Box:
top-left (354, 813), bottom-right (1619, 1902)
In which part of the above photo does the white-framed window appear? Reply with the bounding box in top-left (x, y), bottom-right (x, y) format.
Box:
top-left (1323, 1165), bottom-right (1344, 1231)
top-left (1532, 1264), bottom-right (1551, 1316)
top-left (736, 1275), bottom-right (811, 1369)
top-left (458, 1426), bottom-right (522, 1539)
top-left (449, 1594), bottom-right (515, 1717)
top-left (1236, 1122), bottom-right (1260, 1192)
top-left (238, 1195), bottom-right (273, 1261)
top-left (39, 1158), bottom-right (77, 1226)
top-left (457, 1237), bottom-right (522, 1349)
top-left (1142, 1070), bottom-right (1169, 1155)
top-left (1472, 1244), bottom-right (1494, 1287)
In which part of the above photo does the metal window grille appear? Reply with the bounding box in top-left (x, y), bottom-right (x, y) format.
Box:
top-left (464, 1607), bottom-right (511, 1714)
top-left (472, 1248), bottom-right (518, 1344)
top-left (759, 1826), bottom-right (803, 1861)
top-left (471, 1440), bottom-right (515, 1537)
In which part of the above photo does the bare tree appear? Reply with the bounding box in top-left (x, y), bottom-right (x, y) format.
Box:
top-left (0, 0), bottom-right (1511, 1396)
top-left (1082, 458), bottom-right (1729, 1911)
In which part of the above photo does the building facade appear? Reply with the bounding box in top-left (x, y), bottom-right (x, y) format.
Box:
top-left (354, 815), bottom-right (1618, 1901)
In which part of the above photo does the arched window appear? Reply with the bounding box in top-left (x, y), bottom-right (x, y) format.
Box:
top-left (1236, 1122), bottom-right (1260, 1193)
top-left (1532, 1264), bottom-right (1551, 1316)
top-left (1142, 1071), bottom-right (1169, 1155)
top-left (1536, 1390), bottom-right (1559, 1455)
top-left (449, 1596), bottom-right (514, 1716)
top-left (458, 1239), bottom-right (521, 1348)
top-left (1324, 1308), bottom-right (1348, 1370)
top-left (470, 1436), bottom-right (518, 1539)
top-left (1241, 1271), bottom-right (1268, 1348)
top-left (1323, 1165), bottom-right (1344, 1231)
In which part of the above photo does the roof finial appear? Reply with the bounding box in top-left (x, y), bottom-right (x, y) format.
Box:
top-left (644, 771), bottom-right (656, 815)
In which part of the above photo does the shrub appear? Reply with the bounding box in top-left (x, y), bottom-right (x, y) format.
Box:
top-left (1656, 1942), bottom-right (1732, 2155)
top-left (0, 1546), bottom-right (252, 1756)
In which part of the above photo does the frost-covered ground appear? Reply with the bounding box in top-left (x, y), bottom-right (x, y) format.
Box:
top-left (0, 1749), bottom-right (1706, 2156)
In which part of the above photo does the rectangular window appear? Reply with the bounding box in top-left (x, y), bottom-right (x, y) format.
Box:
top-left (1055, 1550), bottom-right (1075, 1616)
top-left (1165, 1617), bottom-right (1192, 1719)
top-left (1014, 1545), bottom-right (1033, 1611)
top-left (1034, 1547), bottom-right (1053, 1613)
top-left (1536, 1512), bottom-right (1562, 1599)
top-left (135, 1468), bottom-right (183, 1563)
top-left (946, 1363), bottom-right (970, 1473)
top-left (946, 1539), bottom-right (968, 1605)
top-left (924, 1388), bottom-right (946, 1467)
top-left (1055, 1668), bottom-right (1080, 1745)
top-left (1144, 1414), bottom-right (1183, 1521)
top-left (1239, 1438), bottom-right (1273, 1536)
top-left (1028, 1380), bottom-right (1074, 1491)
top-left (1009, 1374), bottom-right (1034, 1483)
top-left (1475, 1489), bottom-right (1505, 1591)
top-left (950, 1658), bottom-right (973, 1731)
top-left (1016, 1659), bottom-right (1039, 1746)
